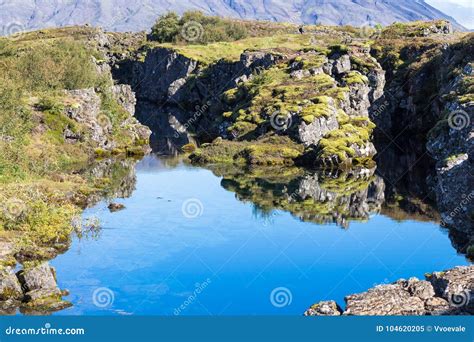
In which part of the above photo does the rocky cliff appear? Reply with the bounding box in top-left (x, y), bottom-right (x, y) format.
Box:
top-left (112, 31), bottom-right (386, 169)
top-left (371, 28), bottom-right (473, 253)
top-left (0, 26), bottom-right (151, 312)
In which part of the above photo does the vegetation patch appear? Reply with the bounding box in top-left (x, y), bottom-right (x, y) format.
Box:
top-left (190, 136), bottom-right (304, 166)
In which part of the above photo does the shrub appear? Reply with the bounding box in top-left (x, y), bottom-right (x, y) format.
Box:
top-left (18, 39), bottom-right (98, 91)
top-left (149, 11), bottom-right (248, 45)
top-left (149, 12), bottom-right (180, 43)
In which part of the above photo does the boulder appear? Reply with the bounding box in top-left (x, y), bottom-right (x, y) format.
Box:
top-left (305, 266), bottom-right (474, 316)
top-left (110, 84), bottom-right (137, 116)
top-left (108, 202), bottom-right (126, 212)
top-left (16, 262), bottom-right (59, 294)
top-left (304, 300), bottom-right (342, 316)
top-left (427, 266), bottom-right (474, 314)
top-left (396, 277), bottom-right (435, 300)
top-left (297, 113), bottom-right (339, 146)
top-left (0, 271), bottom-right (23, 300)
top-left (344, 283), bottom-right (426, 315)
top-left (424, 297), bottom-right (450, 315)
top-left (333, 55), bottom-right (351, 75)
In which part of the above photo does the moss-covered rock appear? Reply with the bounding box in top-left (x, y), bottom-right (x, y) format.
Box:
top-left (190, 135), bottom-right (304, 166)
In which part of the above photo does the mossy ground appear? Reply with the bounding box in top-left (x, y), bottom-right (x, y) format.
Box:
top-left (221, 54), bottom-right (348, 139)
top-left (318, 115), bottom-right (375, 164)
top-left (190, 135), bottom-right (304, 166)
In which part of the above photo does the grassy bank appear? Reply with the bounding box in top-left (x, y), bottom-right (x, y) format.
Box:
top-left (0, 31), bottom-right (148, 265)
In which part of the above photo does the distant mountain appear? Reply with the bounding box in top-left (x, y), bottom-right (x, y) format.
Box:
top-left (0, 0), bottom-right (466, 34)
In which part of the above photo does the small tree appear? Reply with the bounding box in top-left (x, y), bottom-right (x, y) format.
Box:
top-left (150, 12), bottom-right (180, 43)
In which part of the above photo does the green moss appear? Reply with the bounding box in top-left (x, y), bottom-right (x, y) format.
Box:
top-left (181, 143), bottom-right (197, 153)
top-left (381, 20), bottom-right (452, 38)
top-left (239, 143), bottom-right (302, 166)
top-left (317, 116), bottom-right (375, 165)
top-left (302, 115), bottom-right (315, 123)
top-left (190, 135), bottom-right (303, 166)
top-left (300, 54), bottom-right (327, 69)
top-left (94, 148), bottom-right (111, 158)
top-left (228, 121), bottom-right (258, 137)
top-left (343, 71), bottom-right (368, 85)
top-left (350, 55), bottom-right (378, 73)
top-left (300, 103), bottom-right (332, 119)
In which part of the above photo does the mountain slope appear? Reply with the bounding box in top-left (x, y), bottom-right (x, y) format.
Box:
top-left (0, 0), bottom-right (466, 34)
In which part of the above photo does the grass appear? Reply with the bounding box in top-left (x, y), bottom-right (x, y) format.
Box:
top-left (154, 33), bottom-right (313, 64)
top-left (190, 135), bottom-right (304, 166)
top-left (343, 71), bottom-right (368, 85)
top-left (0, 30), bottom-right (149, 267)
top-left (380, 20), bottom-right (452, 39)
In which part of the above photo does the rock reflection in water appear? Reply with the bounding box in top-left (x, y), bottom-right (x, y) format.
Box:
top-left (0, 158), bottom-right (139, 316)
top-left (208, 164), bottom-right (385, 229)
top-left (80, 157), bottom-right (139, 208)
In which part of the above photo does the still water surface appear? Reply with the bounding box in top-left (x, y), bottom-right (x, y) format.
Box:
top-left (51, 155), bottom-right (470, 315)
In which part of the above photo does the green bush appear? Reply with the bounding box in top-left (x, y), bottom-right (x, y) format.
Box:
top-left (149, 12), bottom-right (180, 43)
top-left (149, 11), bottom-right (248, 44)
top-left (17, 39), bottom-right (98, 91)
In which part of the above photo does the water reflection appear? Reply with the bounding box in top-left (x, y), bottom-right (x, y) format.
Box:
top-left (80, 158), bottom-right (139, 208)
top-left (208, 164), bottom-right (385, 228)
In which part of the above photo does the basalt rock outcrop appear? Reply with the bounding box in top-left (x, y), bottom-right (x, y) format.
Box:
top-left (371, 33), bottom-right (473, 250)
top-left (114, 48), bottom-right (281, 154)
top-left (0, 263), bottom-right (70, 315)
top-left (63, 85), bottom-right (151, 154)
top-left (110, 38), bottom-right (385, 168)
top-left (305, 266), bottom-right (474, 316)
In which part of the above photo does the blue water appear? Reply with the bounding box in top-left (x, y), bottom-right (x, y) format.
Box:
top-left (51, 155), bottom-right (470, 315)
